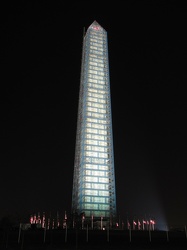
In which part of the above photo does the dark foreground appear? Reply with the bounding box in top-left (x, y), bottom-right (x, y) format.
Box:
top-left (1, 229), bottom-right (187, 250)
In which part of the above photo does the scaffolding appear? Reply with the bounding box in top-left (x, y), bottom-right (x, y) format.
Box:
top-left (72, 21), bottom-right (116, 221)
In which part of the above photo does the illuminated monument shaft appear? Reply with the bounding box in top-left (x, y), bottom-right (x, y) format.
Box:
top-left (72, 21), bottom-right (116, 219)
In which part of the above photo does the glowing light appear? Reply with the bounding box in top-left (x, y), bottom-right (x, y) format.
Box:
top-left (42, 212), bottom-right (45, 228)
top-left (93, 26), bottom-right (100, 30)
top-left (150, 219), bottom-right (155, 224)
top-left (30, 215), bottom-right (33, 224)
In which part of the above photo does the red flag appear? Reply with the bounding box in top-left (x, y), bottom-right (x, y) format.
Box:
top-left (150, 219), bottom-right (156, 230)
top-left (65, 211), bottom-right (67, 220)
top-left (30, 215), bottom-right (33, 224)
top-left (127, 220), bottom-right (131, 229)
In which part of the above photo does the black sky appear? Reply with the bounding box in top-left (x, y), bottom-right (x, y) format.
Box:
top-left (1, 1), bottom-right (187, 228)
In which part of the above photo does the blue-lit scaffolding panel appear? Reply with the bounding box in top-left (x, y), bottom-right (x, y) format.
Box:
top-left (72, 21), bottom-right (116, 221)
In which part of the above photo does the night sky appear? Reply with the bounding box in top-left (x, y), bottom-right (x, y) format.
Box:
top-left (1, 1), bottom-right (187, 228)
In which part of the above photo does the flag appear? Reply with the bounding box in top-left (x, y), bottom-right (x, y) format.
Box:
top-left (142, 219), bottom-right (146, 230)
top-left (47, 218), bottom-right (50, 230)
top-left (150, 219), bottom-right (155, 231)
top-left (38, 212), bottom-right (41, 224)
top-left (57, 211), bottom-right (60, 228)
top-left (133, 220), bottom-right (137, 230)
top-left (34, 214), bottom-right (37, 224)
top-left (127, 220), bottom-right (131, 229)
top-left (133, 220), bottom-right (137, 225)
top-left (30, 215), bottom-right (33, 224)
top-left (42, 212), bottom-right (45, 228)
top-left (65, 211), bottom-right (67, 220)
top-left (150, 219), bottom-right (155, 225)
top-left (52, 219), bottom-right (55, 229)
top-left (138, 220), bottom-right (141, 230)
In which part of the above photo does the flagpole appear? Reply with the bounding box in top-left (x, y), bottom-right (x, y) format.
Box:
top-left (166, 225), bottom-right (169, 242)
top-left (82, 214), bottom-right (85, 229)
top-left (138, 220), bottom-right (141, 230)
top-left (43, 223), bottom-right (46, 243)
top-left (86, 224), bottom-right (88, 242)
top-left (149, 228), bottom-right (151, 242)
top-left (107, 221), bottom-right (109, 242)
top-left (129, 226), bottom-right (131, 242)
top-left (18, 223), bottom-right (21, 244)
top-left (65, 223), bottom-right (67, 243)
top-left (42, 212), bottom-right (45, 229)
top-left (101, 216), bottom-right (103, 230)
top-left (185, 225), bottom-right (187, 239)
top-left (119, 214), bottom-right (121, 229)
top-left (73, 217), bottom-right (75, 229)
top-left (146, 220), bottom-right (149, 231)
top-left (21, 229), bottom-right (24, 250)
top-left (127, 219), bottom-right (129, 230)
top-left (91, 214), bottom-right (93, 230)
